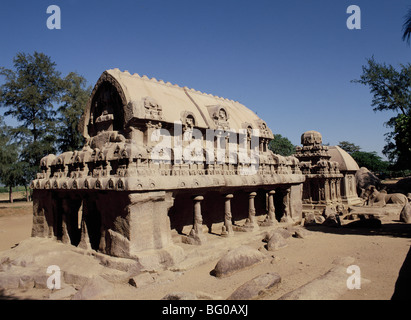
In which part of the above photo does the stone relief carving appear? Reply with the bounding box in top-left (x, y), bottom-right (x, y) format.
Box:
top-left (142, 96), bottom-right (162, 120)
top-left (207, 105), bottom-right (230, 130)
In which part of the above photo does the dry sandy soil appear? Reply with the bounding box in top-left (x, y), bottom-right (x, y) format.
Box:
top-left (0, 197), bottom-right (410, 301)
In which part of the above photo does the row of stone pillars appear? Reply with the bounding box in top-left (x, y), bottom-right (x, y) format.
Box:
top-left (183, 189), bottom-right (291, 245)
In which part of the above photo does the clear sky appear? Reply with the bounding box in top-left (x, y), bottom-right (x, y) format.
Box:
top-left (1, 0), bottom-right (410, 158)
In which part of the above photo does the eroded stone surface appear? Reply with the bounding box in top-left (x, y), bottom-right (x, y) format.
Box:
top-left (228, 272), bottom-right (281, 300)
top-left (212, 245), bottom-right (267, 278)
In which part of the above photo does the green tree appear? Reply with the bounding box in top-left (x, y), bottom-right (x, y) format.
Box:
top-left (338, 141), bottom-right (361, 154)
top-left (351, 151), bottom-right (389, 173)
top-left (0, 52), bottom-right (64, 181)
top-left (57, 72), bottom-right (92, 152)
top-left (268, 134), bottom-right (296, 156)
top-left (402, 7), bottom-right (411, 44)
top-left (0, 116), bottom-right (23, 203)
top-left (352, 57), bottom-right (411, 169)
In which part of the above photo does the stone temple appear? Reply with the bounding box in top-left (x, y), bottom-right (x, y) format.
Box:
top-left (295, 130), bottom-right (362, 216)
top-left (30, 69), bottom-right (306, 267)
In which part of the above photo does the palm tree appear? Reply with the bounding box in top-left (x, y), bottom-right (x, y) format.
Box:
top-left (402, 8), bottom-right (411, 44)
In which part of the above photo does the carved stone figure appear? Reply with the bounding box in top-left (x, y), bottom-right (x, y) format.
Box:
top-left (362, 185), bottom-right (408, 207)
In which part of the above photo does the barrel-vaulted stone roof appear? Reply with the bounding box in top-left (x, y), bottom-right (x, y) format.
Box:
top-left (80, 69), bottom-right (273, 139)
top-left (328, 146), bottom-right (360, 172)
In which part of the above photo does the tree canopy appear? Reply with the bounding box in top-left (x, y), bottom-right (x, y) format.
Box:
top-left (57, 72), bottom-right (92, 152)
top-left (402, 7), bottom-right (411, 44)
top-left (350, 150), bottom-right (389, 173)
top-left (0, 116), bottom-right (23, 202)
top-left (352, 57), bottom-right (411, 170)
top-left (338, 141), bottom-right (361, 154)
top-left (338, 140), bottom-right (389, 173)
top-left (0, 52), bottom-right (91, 201)
top-left (0, 52), bottom-right (63, 184)
top-left (268, 134), bottom-right (296, 156)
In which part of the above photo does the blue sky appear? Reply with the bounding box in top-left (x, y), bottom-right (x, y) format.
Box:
top-left (1, 0), bottom-right (410, 158)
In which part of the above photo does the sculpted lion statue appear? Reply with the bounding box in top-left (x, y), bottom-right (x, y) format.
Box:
top-left (361, 185), bottom-right (408, 207)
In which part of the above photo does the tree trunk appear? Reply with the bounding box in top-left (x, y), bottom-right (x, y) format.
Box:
top-left (9, 185), bottom-right (13, 203)
top-left (25, 185), bottom-right (29, 202)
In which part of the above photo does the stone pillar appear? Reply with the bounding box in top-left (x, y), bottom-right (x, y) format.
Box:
top-left (77, 202), bottom-right (92, 250)
top-left (221, 194), bottom-right (234, 237)
top-left (78, 220), bottom-right (92, 250)
top-left (31, 190), bottom-right (54, 238)
top-left (325, 179), bottom-right (331, 205)
top-left (184, 195), bottom-right (207, 245)
top-left (61, 213), bottom-right (70, 244)
top-left (281, 188), bottom-right (291, 223)
top-left (267, 190), bottom-right (276, 221)
top-left (61, 199), bottom-right (71, 244)
top-left (261, 190), bottom-right (277, 226)
top-left (193, 196), bottom-right (204, 234)
top-left (243, 192), bottom-right (259, 231)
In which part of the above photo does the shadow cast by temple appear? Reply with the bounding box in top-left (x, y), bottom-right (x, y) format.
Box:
top-left (0, 289), bottom-right (22, 300)
top-left (305, 221), bottom-right (411, 239)
top-left (0, 198), bottom-right (30, 204)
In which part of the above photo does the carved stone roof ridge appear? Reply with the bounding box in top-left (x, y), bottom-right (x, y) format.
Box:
top-left (108, 68), bottom-right (237, 103)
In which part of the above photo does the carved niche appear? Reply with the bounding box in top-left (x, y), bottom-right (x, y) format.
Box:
top-left (255, 120), bottom-right (272, 138)
top-left (180, 111), bottom-right (196, 132)
top-left (124, 96), bottom-right (163, 126)
top-left (142, 96), bottom-right (162, 120)
top-left (207, 105), bottom-right (230, 130)
top-left (87, 75), bottom-right (127, 137)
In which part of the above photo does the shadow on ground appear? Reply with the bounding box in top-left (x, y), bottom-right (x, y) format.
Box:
top-left (0, 198), bottom-right (30, 204)
top-left (0, 289), bottom-right (22, 300)
top-left (306, 221), bottom-right (411, 239)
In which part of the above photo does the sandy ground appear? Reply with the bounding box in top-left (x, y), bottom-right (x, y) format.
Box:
top-left (0, 201), bottom-right (33, 252)
top-left (0, 200), bottom-right (410, 300)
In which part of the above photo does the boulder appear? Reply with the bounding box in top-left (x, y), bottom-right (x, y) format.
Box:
top-left (72, 276), bottom-right (114, 300)
top-left (322, 213), bottom-right (341, 227)
top-left (162, 291), bottom-right (222, 300)
top-left (161, 291), bottom-right (198, 300)
top-left (263, 228), bottom-right (292, 242)
top-left (266, 232), bottom-right (288, 251)
top-left (344, 217), bottom-right (382, 229)
top-left (400, 202), bottom-right (411, 224)
top-left (48, 285), bottom-right (77, 300)
top-left (128, 272), bottom-right (156, 288)
top-left (356, 167), bottom-right (381, 196)
top-left (322, 206), bottom-right (335, 218)
top-left (211, 246), bottom-right (267, 278)
top-left (290, 226), bottom-right (311, 239)
top-left (228, 272), bottom-right (281, 300)
top-left (303, 212), bottom-right (325, 226)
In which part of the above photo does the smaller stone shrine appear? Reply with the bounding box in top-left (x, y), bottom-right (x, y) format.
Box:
top-left (328, 146), bottom-right (362, 207)
top-left (295, 131), bottom-right (343, 215)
